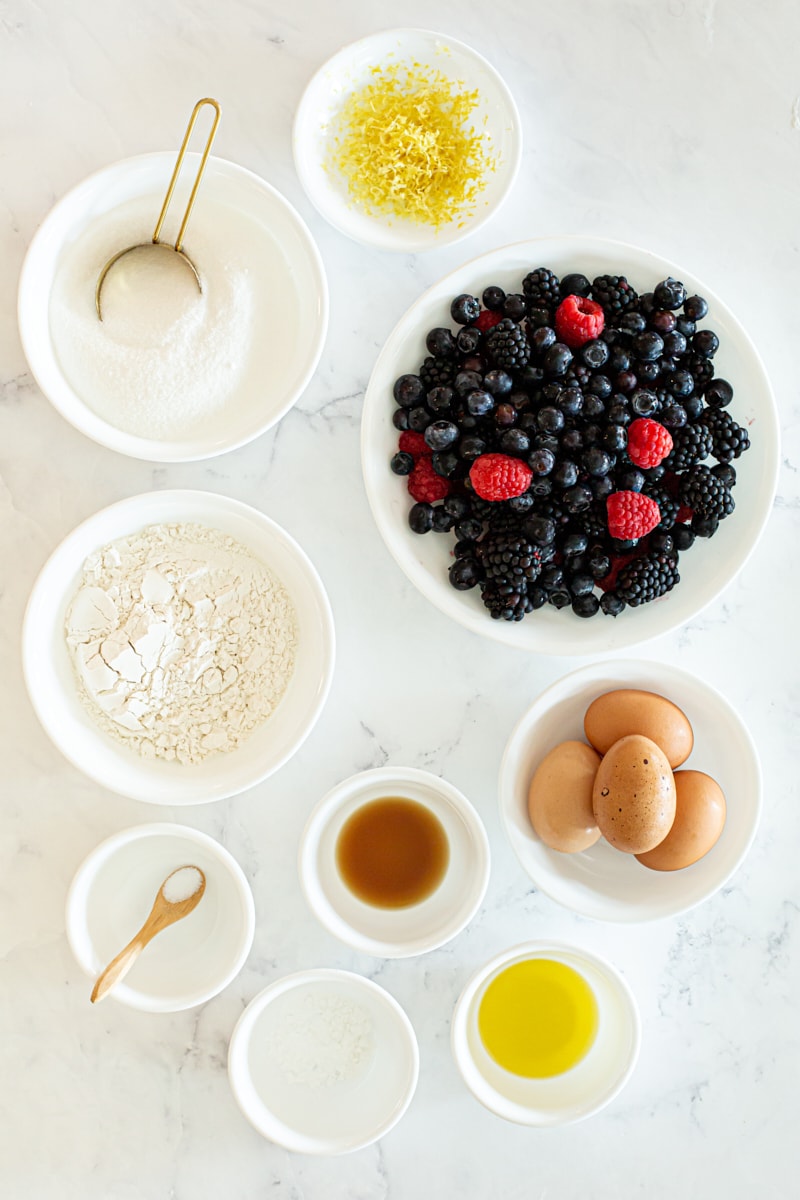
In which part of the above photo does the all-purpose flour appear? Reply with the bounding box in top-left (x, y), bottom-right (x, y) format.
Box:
top-left (65, 523), bottom-right (297, 764)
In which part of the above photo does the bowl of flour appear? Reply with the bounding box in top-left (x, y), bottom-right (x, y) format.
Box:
top-left (23, 490), bottom-right (335, 803)
top-left (18, 153), bottom-right (328, 461)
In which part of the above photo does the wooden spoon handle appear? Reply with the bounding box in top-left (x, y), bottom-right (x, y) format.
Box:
top-left (91, 935), bottom-right (146, 1004)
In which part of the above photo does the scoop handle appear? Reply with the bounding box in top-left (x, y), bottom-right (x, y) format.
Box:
top-left (90, 932), bottom-right (147, 1004)
top-left (152, 97), bottom-right (221, 253)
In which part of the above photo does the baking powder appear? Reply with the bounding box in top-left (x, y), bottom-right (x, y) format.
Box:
top-left (65, 522), bottom-right (297, 764)
top-left (265, 989), bottom-right (375, 1089)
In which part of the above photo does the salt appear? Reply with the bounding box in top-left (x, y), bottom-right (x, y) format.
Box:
top-left (162, 866), bottom-right (204, 904)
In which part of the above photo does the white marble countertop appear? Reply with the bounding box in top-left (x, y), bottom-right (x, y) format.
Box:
top-left (2, 1), bottom-right (798, 1196)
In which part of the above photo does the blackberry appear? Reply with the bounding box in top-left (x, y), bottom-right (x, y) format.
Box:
top-left (616, 553), bottom-right (680, 606)
top-left (680, 464), bottom-right (735, 518)
top-left (699, 408), bottom-right (751, 462)
top-left (486, 318), bottom-right (530, 369)
top-left (665, 422), bottom-right (714, 472)
top-left (480, 583), bottom-right (534, 621)
top-left (420, 355), bottom-right (455, 391)
top-left (643, 485), bottom-right (680, 530)
top-left (591, 274), bottom-right (638, 315)
top-left (477, 530), bottom-right (543, 588)
top-left (522, 267), bottom-right (560, 308)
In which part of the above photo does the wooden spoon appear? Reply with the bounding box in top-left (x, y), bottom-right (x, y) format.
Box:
top-left (90, 865), bottom-right (206, 1004)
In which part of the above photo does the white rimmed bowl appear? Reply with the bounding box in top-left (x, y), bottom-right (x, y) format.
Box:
top-left (18, 152), bottom-right (328, 461)
top-left (23, 490), bottom-right (335, 804)
top-left (66, 823), bottom-right (255, 1012)
top-left (299, 766), bottom-right (490, 957)
top-left (293, 28), bottom-right (521, 252)
top-left (498, 659), bottom-right (762, 922)
top-left (361, 235), bottom-right (780, 654)
top-left (451, 941), bottom-right (640, 1127)
top-left (228, 968), bottom-right (419, 1154)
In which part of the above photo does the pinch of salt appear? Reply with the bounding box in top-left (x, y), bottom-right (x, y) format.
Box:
top-left (162, 866), bottom-right (204, 904)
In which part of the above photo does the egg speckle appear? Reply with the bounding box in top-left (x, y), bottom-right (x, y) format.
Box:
top-left (636, 770), bottom-right (726, 871)
top-left (592, 734), bottom-right (676, 854)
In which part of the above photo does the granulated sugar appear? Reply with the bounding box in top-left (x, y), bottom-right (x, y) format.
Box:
top-left (49, 195), bottom-right (268, 441)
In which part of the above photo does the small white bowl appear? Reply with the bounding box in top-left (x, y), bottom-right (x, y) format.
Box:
top-left (23, 490), bottom-right (335, 804)
top-left (293, 28), bottom-right (521, 252)
top-left (499, 659), bottom-right (762, 923)
top-left (18, 152), bottom-right (328, 462)
top-left (451, 941), bottom-right (640, 1127)
top-left (299, 766), bottom-right (490, 957)
top-left (228, 968), bottom-right (419, 1154)
top-left (66, 823), bottom-right (255, 1012)
top-left (361, 235), bottom-right (780, 654)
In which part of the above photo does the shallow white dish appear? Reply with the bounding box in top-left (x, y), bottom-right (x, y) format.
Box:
top-left (18, 152), bottom-right (328, 462)
top-left (451, 941), bottom-right (640, 1127)
top-left (498, 659), bottom-right (762, 922)
top-left (66, 823), bottom-right (255, 1013)
top-left (228, 968), bottom-right (419, 1154)
top-left (23, 490), bottom-right (335, 804)
top-left (361, 235), bottom-right (780, 654)
top-left (293, 28), bottom-right (521, 252)
top-left (299, 766), bottom-right (490, 957)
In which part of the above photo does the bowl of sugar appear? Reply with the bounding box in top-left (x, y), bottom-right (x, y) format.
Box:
top-left (228, 968), bottom-right (419, 1154)
top-left (23, 489), bottom-right (335, 804)
top-left (18, 153), bottom-right (328, 461)
top-left (66, 823), bottom-right (255, 1013)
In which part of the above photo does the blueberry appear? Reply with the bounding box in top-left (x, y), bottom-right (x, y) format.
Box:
top-left (561, 428), bottom-right (584, 454)
top-left (456, 327), bottom-right (482, 355)
top-left (591, 475), bottom-right (614, 499)
top-left (637, 361), bottom-right (659, 383)
top-left (549, 589), bottom-right (573, 609)
top-left (528, 448), bottom-right (556, 476)
top-left (534, 433), bottom-right (560, 454)
top-left (432, 506), bottom-right (455, 532)
top-left (711, 462), bottom-right (736, 487)
top-left (495, 402), bottom-right (518, 427)
top-left (602, 424), bottom-right (628, 453)
top-left (500, 429), bottom-right (530, 455)
top-left (562, 531), bottom-right (588, 557)
top-left (654, 277), bottom-right (687, 310)
top-left (633, 330), bottom-right (665, 362)
top-left (558, 387), bottom-right (584, 417)
top-left (543, 343), bottom-right (573, 377)
top-left (529, 586), bottom-right (548, 610)
top-left (483, 369), bottom-right (513, 396)
top-left (661, 404), bottom-right (688, 428)
top-left (581, 339), bottom-right (610, 369)
top-left (588, 551), bottom-right (611, 579)
top-left (427, 385), bottom-right (454, 413)
top-left (663, 331), bottom-right (687, 356)
top-left (426, 327), bottom-right (457, 359)
top-left (620, 312), bottom-right (647, 334)
top-left (408, 503), bottom-right (433, 533)
top-left (449, 558), bottom-right (481, 589)
top-left (563, 484), bottom-right (593, 513)
top-left (458, 436), bottom-right (486, 461)
top-left (553, 460), bottom-right (579, 488)
top-left (693, 329), bottom-right (719, 357)
top-left (617, 469), bottom-right (645, 492)
top-left (692, 513), bottom-right (720, 537)
top-left (615, 370), bottom-right (637, 394)
top-left (583, 423), bottom-right (602, 446)
top-left (588, 374), bottom-right (612, 399)
top-left (482, 285), bottom-right (506, 311)
top-left (583, 447), bottom-right (613, 476)
top-left (537, 407), bottom-right (565, 433)
top-left (669, 370), bottom-right (695, 398)
top-left (392, 408), bottom-right (410, 431)
top-left (684, 396), bottom-right (704, 420)
top-left (675, 316), bottom-right (696, 337)
top-left (390, 451), bottom-right (414, 475)
top-left (408, 406), bottom-right (432, 431)
top-left (424, 421), bottom-right (458, 452)
top-left (649, 310), bottom-right (676, 335)
top-left (503, 293), bottom-right (527, 321)
top-left (671, 524), bottom-right (696, 551)
top-left (683, 294), bottom-right (708, 320)
top-left (704, 378), bottom-right (733, 408)
top-left (530, 477), bottom-right (553, 497)
top-left (466, 389), bottom-right (494, 417)
top-left (508, 492), bottom-right (535, 513)
top-left (393, 374), bottom-right (425, 408)
top-left (450, 294), bottom-right (480, 325)
top-left (524, 514), bottom-right (556, 545)
top-left (630, 389), bottom-right (659, 417)
top-left (532, 326), bottom-right (557, 352)
top-left (583, 393), bottom-right (606, 418)
top-left (431, 451), bottom-right (460, 478)
top-left (649, 531), bottom-right (675, 556)
top-left (454, 370), bottom-right (483, 397)
top-left (607, 402), bottom-right (631, 426)
top-left (560, 272), bottom-right (591, 298)
top-left (455, 518), bottom-right (483, 540)
top-left (569, 575), bottom-right (596, 599)
top-left (600, 592), bottom-right (626, 617)
top-left (443, 495), bottom-right (469, 519)
top-left (526, 305), bottom-right (552, 328)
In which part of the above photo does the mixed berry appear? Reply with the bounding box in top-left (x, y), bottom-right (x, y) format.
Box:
top-left (389, 268), bottom-right (751, 621)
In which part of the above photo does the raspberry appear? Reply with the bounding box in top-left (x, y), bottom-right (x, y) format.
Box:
top-left (398, 431), bottom-right (431, 459)
top-left (554, 294), bottom-right (605, 349)
top-left (606, 490), bottom-right (661, 540)
top-left (626, 418), bottom-right (674, 469)
top-left (473, 309), bottom-right (503, 333)
top-left (408, 457), bottom-right (451, 503)
top-left (470, 453), bottom-right (533, 502)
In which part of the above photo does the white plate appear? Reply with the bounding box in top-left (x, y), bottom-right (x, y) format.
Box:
top-left (66, 823), bottom-right (255, 1013)
top-left (293, 28), bottom-right (521, 252)
top-left (451, 941), bottom-right (640, 1127)
top-left (228, 969), bottom-right (419, 1154)
top-left (18, 152), bottom-right (328, 461)
top-left (23, 490), bottom-right (335, 804)
top-left (299, 766), bottom-right (490, 957)
top-left (498, 659), bottom-right (762, 922)
top-left (361, 236), bottom-right (780, 655)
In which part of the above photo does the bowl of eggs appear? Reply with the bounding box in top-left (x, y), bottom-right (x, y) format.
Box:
top-left (498, 659), bottom-right (761, 922)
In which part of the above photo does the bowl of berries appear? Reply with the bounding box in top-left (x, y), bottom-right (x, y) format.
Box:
top-left (361, 236), bottom-right (779, 654)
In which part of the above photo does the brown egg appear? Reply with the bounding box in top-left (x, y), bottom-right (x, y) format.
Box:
top-left (584, 689), bottom-right (693, 768)
top-left (592, 735), bottom-right (676, 854)
top-left (635, 770), bottom-right (726, 871)
top-left (528, 740), bottom-right (602, 853)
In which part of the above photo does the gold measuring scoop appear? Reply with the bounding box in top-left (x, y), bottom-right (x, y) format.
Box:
top-left (95, 97), bottom-right (221, 320)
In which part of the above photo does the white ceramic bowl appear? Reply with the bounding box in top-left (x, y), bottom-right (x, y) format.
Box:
top-left (361, 236), bottom-right (780, 654)
top-left (498, 659), bottom-right (762, 922)
top-left (18, 152), bottom-right (328, 461)
top-left (451, 941), bottom-right (640, 1127)
top-left (66, 823), bottom-right (255, 1012)
top-left (299, 766), bottom-right (490, 957)
top-left (293, 28), bottom-right (521, 252)
top-left (23, 490), bottom-right (335, 804)
top-left (228, 968), bottom-right (419, 1154)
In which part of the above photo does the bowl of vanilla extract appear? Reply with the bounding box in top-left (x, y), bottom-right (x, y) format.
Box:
top-left (299, 766), bottom-right (491, 958)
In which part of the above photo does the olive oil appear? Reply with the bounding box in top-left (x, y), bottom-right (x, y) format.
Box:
top-left (477, 958), bottom-right (598, 1078)
top-left (335, 797), bottom-right (449, 909)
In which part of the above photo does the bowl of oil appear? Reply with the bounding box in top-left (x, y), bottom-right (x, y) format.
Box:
top-left (298, 766), bottom-right (491, 958)
top-left (451, 941), bottom-right (641, 1126)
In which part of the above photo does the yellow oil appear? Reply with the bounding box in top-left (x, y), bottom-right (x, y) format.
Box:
top-left (477, 958), bottom-right (598, 1078)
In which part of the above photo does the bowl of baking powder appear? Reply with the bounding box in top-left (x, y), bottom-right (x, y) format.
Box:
top-left (18, 153), bottom-right (328, 461)
top-left (22, 490), bottom-right (335, 803)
